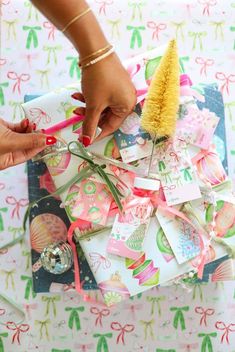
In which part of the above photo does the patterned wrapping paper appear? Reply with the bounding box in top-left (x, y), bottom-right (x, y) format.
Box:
top-left (26, 94), bottom-right (98, 293)
top-left (22, 48), bottom-right (233, 306)
top-left (2, 0), bottom-right (235, 351)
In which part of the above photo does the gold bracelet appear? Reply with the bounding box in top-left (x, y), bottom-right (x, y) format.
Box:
top-left (61, 7), bottom-right (91, 33)
top-left (79, 44), bottom-right (112, 65)
top-left (79, 47), bottom-right (115, 69)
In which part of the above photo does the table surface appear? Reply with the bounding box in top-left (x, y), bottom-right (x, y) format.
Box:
top-left (1, 0), bottom-right (235, 351)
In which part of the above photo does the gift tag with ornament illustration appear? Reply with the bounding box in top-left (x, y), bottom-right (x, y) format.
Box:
top-left (114, 104), bottom-right (153, 163)
top-left (72, 180), bottom-right (113, 226)
top-left (156, 207), bottom-right (201, 264)
top-left (155, 138), bottom-right (201, 206)
top-left (107, 196), bottom-right (153, 259)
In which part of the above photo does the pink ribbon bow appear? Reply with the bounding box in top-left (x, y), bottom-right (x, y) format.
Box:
top-left (198, 0), bottom-right (217, 16)
top-left (111, 322), bottom-right (135, 345)
top-left (215, 321), bottom-right (235, 344)
top-left (5, 196), bottom-right (28, 219)
top-left (195, 306), bottom-right (215, 326)
top-left (95, 0), bottom-right (113, 15)
top-left (123, 303), bottom-right (143, 320)
top-left (0, 59), bottom-right (6, 66)
top-left (195, 57), bottom-right (214, 76)
top-left (147, 21), bottom-right (167, 40)
top-left (215, 72), bottom-right (235, 95)
top-left (23, 303), bottom-right (38, 320)
top-left (179, 343), bottom-right (199, 352)
top-left (74, 343), bottom-right (94, 352)
top-left (0, 308), bottom-right (5, 316)
top-left (7, 71), bottom-right (30, 94)
top-left (90, 307), bottom-right (110, 327)
top-left (6, 321), bottom-right (30, 344)
top-left (43, 21), bottom-right (56, 40)
top-left (28, 107), bottom-right (51, 126)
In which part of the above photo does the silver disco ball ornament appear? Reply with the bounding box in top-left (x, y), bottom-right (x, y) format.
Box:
top-left (40, 241), bottom-right (73, 274)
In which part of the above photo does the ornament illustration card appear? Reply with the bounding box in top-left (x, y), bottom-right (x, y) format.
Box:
top-left (177, 103), bottom-right (219, 150)
top-left (156, 207), bottom-right (201, 264)
top-left (107, 196), bottom-right (153, 260)
top-left (155, 138), bottom-right (201, 206)
top-left (72, 180), bottom-right (113, 226)
top-left (114, 104), bottom-right (153, 163)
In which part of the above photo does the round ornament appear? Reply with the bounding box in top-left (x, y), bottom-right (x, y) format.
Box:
top-left (40, 241), bottom-right (73, 274)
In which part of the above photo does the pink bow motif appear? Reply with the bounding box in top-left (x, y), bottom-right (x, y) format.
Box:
top-left (215, 72), bottom-right (235, 95)
top-left (198, 0), bottom-right (217, 16)
top-left (0, 58), bottom-right (6, 66)
top-left (5, 196), bottom-right (28, 219)
top-left (6, 321), bottom-right (30, 344)
top-left (23, 53), bottom-right (40, 69)
top-left (43, 21), bottom-right (56, 40)
top-left (123, 303), bottom-right (143, 320)
top-left (195, 57), bottom-right (214, 76)
top-left (195, 306), bottom-right (215, 326)
top-left (111, 322), bottom-right (135, 345)
top-left (90, 307), bottom-right (110, 327)
top-left (63, 282), bottom-right (76, 292)
top-left (89, 252), bottom-right (111, 274)
top-left (215, 321), bottom-right (235, 344)
top-left (179, 343), bottom-right (199, 352)
top-left (23, 303), bottom-right (38, 320)
top-left (7, 71), bottom-right (30, 94)
top-left (0, 308), bottom-right (5, 316)
top-left (28, 107), bottom-right (51, 126)
top-left (147, 21), bottom-right (167, 40)
top-left (95, 0), bottom-right (113, 15)
top-left (74, 343), bottom-right (94, 351)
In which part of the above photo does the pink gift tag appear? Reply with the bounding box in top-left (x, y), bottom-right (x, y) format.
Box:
top-left (72, 180), bottom-right (113, 226)
top-left (155, 138), bottom-right (201, 206)
top-left (177, 105), bottom-right (219, 150)
top-left (107, 196), bottom-right (153, 260)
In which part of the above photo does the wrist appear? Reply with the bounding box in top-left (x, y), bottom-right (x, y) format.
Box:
top-left (65, 9), bottom-right (110, 59)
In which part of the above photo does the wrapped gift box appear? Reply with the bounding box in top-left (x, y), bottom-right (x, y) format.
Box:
top-left (25, 94), bottom-right (98, 293)
top-left (22, 47), bottom-right (235, 306)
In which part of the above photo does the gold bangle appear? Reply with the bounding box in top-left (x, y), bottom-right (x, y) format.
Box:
top-left (79, 44), bottom-right (112, 65)
top-left (61, 7), bottom-right (91, 33)
top-left (79, 47), bottom-right (115, 69)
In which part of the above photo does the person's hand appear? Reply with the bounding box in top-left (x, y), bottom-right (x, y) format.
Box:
top-left (72, 53), bottom-right (136, 146)
top-left (0, 118), bottom-right (57, 170)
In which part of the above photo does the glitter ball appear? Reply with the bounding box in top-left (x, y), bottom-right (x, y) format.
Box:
top-left (40, 241), bottom-right (73, 274)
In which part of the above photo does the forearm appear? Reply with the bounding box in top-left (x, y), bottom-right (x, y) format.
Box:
top-left (31, 0), bottom-right (109, 59)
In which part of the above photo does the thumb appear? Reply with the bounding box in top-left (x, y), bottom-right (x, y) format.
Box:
top-left (81, 106), bottom-right (103, 147)
top-left (7, 132), bottom-right (54, 152)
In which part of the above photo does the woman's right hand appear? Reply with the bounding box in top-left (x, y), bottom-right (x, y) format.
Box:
top-left (0, 118), bottom-right (57, 170)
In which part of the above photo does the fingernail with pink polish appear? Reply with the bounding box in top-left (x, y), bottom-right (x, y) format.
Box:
top-left (23, 118), bottom-right (29, 128)
top-left (46, 136), bottom-right (57, 145)
top-left (81, 135), bottom-right (91, 147)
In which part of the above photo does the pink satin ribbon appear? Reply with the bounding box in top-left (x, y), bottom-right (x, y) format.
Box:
top-left (180, 74), bottom-right (205, 102)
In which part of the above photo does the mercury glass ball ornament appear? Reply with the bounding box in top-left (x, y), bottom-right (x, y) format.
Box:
top-left (40, 241), bottom-right (73, 274)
